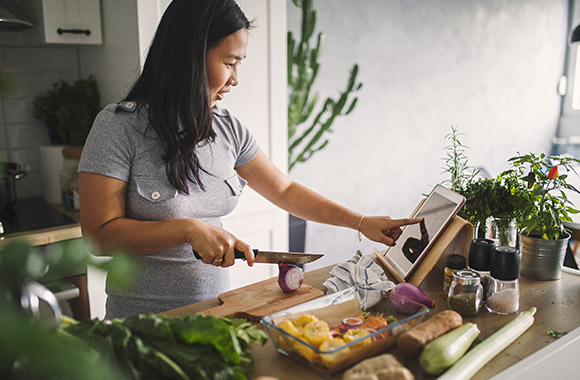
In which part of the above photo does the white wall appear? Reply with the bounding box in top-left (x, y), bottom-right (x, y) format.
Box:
top-left (79, 0), bottom-right (141, 105)
top-left (287, 0), bottom-right (569, 271)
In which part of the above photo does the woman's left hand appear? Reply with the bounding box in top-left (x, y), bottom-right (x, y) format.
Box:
top-left (359, 216), bottom-right (423, 246)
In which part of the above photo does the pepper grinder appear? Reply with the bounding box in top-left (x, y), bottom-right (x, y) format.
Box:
top-left (468, 238), bottom-right (495, 304)
top-left (487, 246), bottom-right (520, 314)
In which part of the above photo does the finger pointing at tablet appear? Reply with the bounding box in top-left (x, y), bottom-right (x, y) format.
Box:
top-left (359, 216), bottom-right (423, 246)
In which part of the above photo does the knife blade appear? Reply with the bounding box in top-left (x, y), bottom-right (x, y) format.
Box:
top-left (193, 249), bottom-right (323, 264)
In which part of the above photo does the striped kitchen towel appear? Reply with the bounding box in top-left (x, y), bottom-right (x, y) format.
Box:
top-left (322, 250), bottom-right (395, 310)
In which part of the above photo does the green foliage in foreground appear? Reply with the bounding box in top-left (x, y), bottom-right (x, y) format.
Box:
top-left (63, 313), bottom-right (268, 380)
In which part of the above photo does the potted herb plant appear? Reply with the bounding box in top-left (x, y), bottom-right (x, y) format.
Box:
top-left (504, 153), bottom-right (580, 280)
top-left (32, 76), bottom-right (100, 205)
top-left (440, 127), bottom-right (526, 246)
top-left (458, 175), bottom-right (527, 247)
top-left (32, 76), bottom-right (100, 147)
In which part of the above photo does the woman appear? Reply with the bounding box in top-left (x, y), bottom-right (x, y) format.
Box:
top-left (78, 0), bottom-right (420, 319)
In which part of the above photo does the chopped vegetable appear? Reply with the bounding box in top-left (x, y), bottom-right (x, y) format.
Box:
top-left (397, 310), bottom-right (463, 357)
top-left (278, 263), bottom-right (304, 292)
top-left (390, 283), bottom-right (436, 314)
top-left (342, 317), bottom-right (364, 329)
top-left (319, 338), bottom-right (350, 367)
top-left (277, 320), bottom-right (300, 352)
top-left (419, 322), bottom-right (480, 375)
top-left (343, 329), bottom-right (371, 347)
top-left (302, 320), bottom-right (330, 346)
top-left (437, 307), bottom-right (537, 380)
top-left (293, 314), bottom-right (318, 329)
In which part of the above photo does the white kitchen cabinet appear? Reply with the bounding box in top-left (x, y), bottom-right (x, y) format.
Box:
top-left (41, 0), bottom-right (102, 44)
top-left (18, 0), bottom-right (103, 45)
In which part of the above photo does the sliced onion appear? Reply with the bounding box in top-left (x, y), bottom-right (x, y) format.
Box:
top-left (342, 317), bottom-right (364, 329)
top-left (278, 263), bottom-right (304, 292)
top-left (329, 330), bottom-right (342, 339)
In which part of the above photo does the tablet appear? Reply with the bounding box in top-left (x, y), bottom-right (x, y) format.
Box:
top-left (384, 184), bottom-right (466, 280)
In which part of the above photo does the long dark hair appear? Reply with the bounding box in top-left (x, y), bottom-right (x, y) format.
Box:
top-left (125, 0), bottom-right (252, 192)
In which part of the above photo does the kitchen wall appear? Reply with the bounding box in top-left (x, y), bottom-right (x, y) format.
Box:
top-left (0, 0), bottom-right (140, 200)
top-left (287, 0), bottom-right (570, 270)
top-left (0, 45), bottom-right (79, 199)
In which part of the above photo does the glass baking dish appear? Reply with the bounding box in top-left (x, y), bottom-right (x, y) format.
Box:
top-left (260, 286), bottom-right (429, 376)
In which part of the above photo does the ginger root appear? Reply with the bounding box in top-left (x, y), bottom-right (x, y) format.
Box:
top-left (343, 353), bottom-right (414, 380)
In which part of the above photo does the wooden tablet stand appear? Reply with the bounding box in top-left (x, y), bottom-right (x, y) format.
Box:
top-left (374, 215), bottom-right (474, 286)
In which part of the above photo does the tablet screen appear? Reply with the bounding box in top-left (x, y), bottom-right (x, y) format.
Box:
top-left (385, 186), bottom-right (464, 279)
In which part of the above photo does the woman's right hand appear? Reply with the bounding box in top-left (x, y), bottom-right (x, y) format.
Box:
top-left (187, 219), bottom-right (255, 267)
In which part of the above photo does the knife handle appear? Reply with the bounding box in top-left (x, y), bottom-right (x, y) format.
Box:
top-left (192, 249), bottom-right (258, 260)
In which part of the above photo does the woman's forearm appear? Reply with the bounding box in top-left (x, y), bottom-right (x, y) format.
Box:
top-left (82, 217), bottom-right (194, 256)
top-left (275, 181), bottom-right (362, 230)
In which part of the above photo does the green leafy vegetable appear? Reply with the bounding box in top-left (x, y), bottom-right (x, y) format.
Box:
top-left (63, 313), bottom-right (267, 380)
top-left (548, 330), bottom-right (568, 339)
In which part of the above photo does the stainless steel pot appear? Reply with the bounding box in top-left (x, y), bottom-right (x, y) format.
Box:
top-left (519, 233), bottom-right (570, 280)
top-left (0, 162), bottom-right (26, 215)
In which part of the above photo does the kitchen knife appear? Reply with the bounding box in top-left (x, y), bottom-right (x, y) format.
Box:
top-left (193, 249), bottom-right (323, 264)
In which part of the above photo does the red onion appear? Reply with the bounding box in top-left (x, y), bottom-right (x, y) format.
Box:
top-left (390, 282), bottom-right (436, 314)
top-left (278, 263), bottom-right (304, 292)
top-left (342, 317), bottom-right (363, 329)
top-left (329, 330), bottom-right (342, 339)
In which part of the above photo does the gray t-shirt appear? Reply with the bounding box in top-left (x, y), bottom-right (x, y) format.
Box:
top-left (78, 101), bottom-right (260, 318)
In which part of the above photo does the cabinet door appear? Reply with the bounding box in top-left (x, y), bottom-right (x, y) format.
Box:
top-left (42, 0), bottom-right (102, 44)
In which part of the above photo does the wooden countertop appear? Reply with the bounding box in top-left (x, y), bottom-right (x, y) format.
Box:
top-left (168, 263), bottom-right (580, 380)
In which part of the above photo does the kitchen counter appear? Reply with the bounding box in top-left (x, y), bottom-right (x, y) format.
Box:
top-left (0, 198), bottom-right (88, 319)
top-left (165, 261), bottom-right (580, 379)
top-left (0, 198), bottom-right (81, 248)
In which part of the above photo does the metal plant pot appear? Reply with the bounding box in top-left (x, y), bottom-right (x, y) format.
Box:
top-left (519, 233), bottom-right (570, 280)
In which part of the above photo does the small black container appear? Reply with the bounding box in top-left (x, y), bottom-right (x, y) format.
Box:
top-left (490, 246), bottom-right (520, 281)
top-left (468, 238), bottom-right (496, 271)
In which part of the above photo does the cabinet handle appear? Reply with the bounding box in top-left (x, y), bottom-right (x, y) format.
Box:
top-left (57, 28), bottom-right (91, 36)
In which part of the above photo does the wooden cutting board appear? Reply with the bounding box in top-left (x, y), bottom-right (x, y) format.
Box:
top-left (200, 277), bottom-right (324, 322)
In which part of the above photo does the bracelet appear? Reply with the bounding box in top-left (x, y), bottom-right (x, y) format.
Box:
top-left (357, 215), bottom-right (365, 242)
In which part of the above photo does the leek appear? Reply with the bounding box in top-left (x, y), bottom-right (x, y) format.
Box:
top-left (437, 307), bottom-right (536, 380)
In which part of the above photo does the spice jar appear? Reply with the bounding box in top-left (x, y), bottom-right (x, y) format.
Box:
top-left (443, 254), bottom-right (466, 300)
top-left (448, 270), bottom-right (483, 317)
top-left (486, 246), bottom-right (520, 314)
top-left (468, 238), bottom-right (495, 304)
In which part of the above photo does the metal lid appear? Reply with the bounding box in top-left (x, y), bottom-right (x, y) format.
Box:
top-left (452, 270), bottom-right (481, 285)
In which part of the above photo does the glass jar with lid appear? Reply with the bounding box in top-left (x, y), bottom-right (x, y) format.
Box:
top-left (443, 254), bottom-right (466, 300)
top-left (448, 270), bottom-right (483, 317)
top-left (486, 246), bottom-right (520, 314)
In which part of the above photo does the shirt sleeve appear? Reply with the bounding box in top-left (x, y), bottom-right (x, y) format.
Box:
top-left (78, 106), bottom-right (133, 182)
top-left (228, 113), bottom-right (260, 168)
